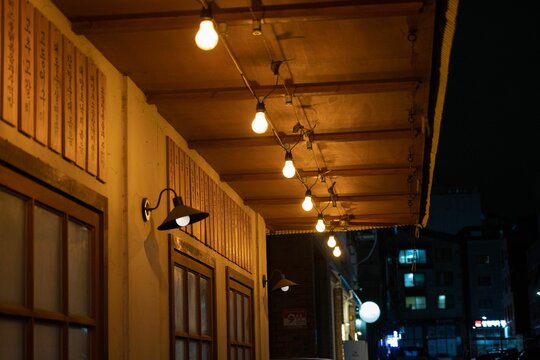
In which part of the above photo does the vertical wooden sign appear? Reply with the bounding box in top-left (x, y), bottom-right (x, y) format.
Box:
top-left (191, 159), bottom-right (200, 240)
top-left (183, 154), bottom-right (192, 235)
top-left (86, 60), bottom-right (97, 175)
top-left (34, 10), bottom-right (49, 145)
top-left (75, 49), bottom-right (86, 169)
top-left (97, 70), bottom-right (106, 182)
top-left (63, 36), bottom-right (76, 162)
top-left (199, 169), bottom-right (206, 244)
top-left (19, 0), bottom-right (34, 137)
top-left (2, 0), bottom-right (19, 126)
top-left (49, 23), bottom-right (62, 153)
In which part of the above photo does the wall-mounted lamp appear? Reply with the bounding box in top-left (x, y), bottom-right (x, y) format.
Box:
top-left (282, 150), bottom-right (296, 178)
top-left (262, 269), bottom-right (298, 292)
top-left (251, 100), bottom-right (268, 134)
top-left (195, 6), bottom-right (219, 51)
top-left (142, 188), bottom-right (209, 230)
top-left (302, 189), bottom-right (313, 211)
top-left (315, 212), bottom-right (326, 232)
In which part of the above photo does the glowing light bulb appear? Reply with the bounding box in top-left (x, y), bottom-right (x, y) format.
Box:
top-left (175, 216), bottom-right (190, 227)
top-left (359, 301), bottom-right (380, 323)
top-left (315, 214), bottom-right (325, 232)
top-left (333, 246), bottom-right (342, 257)
top-left (195, 18), bottom-right (218, 51)
top-left (302, 190), bottom-right (313, 211)
top-left (281, 286), bottom-right (289, 292)
top-left (251, 102), bottom-right (268, 134)
top-left (327, 235), bottom-right (336, 248)
top-left (282, 151), bottom-right (295, 178)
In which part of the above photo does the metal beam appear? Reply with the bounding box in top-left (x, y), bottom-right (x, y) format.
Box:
top-left (244, 193), bottom-right (416, 206)
top-left (190, 128), bottom-right (416, 150)
top-left (72, 0), bottom-right (423, 35)
top-left (221, 165), bottom-right (415, 182)
top-left (147, 78), bottom-right (419, 103)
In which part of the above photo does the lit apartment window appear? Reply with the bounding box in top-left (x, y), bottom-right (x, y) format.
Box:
top-left (399, 249), bottom-right (427, 264)
top-left (171, 250), bottom-right (214, 359)
top-left (405, 296), bottom-right (427, 310)
top-left (227, 267), bottom-right (254, 360)
top-left (438, 295), bottom-right (446, 309)
top-left (404, 273), bottom-right (425, 287)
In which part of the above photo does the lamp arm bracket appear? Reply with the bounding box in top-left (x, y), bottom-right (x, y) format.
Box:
top-left (142, 187), bottom-right (178, 222)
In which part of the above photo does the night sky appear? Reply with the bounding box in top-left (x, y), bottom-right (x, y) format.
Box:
top-left (433, 1), bottom-right (540, 221)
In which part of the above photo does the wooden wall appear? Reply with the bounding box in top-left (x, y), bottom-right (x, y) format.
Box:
top-left (166, 137), bottom-right (252, 273)
top-left (1, 0), bottom-right (106, 182)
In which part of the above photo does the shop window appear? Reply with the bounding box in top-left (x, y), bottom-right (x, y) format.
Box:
top-left (399, 249), bottom-right (427, 264)
top-left (171, 248), bottom-right (214, 360)
top-left (226, 267), bottom-right (254, 360)
top-left (404, 273), bottom-right (425, 287)
top-left (0, 164), bottom-right (105, 358)
top-left (405, 296), bottom-right (426, 310)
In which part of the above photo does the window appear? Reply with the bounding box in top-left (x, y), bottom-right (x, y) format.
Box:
top-left (399, 249), bottom-right (427, 264)
top-left (478, 275), bottom-right (492, 286)
top-left (476, 255), bottom-right (490, 264)
top-left (438, 295), bottom-right (454, 309)
top-left (479, 298), bottom-right (493, 309)
top-left (405, 296), bottom-right (427, 310)
top-left (436, 271), bottom-right (453, 286)
top-left (404, 273), bottom-right (425, 287)
top-left (0, 164), bottom-right (105, 359)
top-left (171, 246), bottom-right (214, 360)
top-left (435, 247), bottom-right (452, 262)
top-left (227, 267), bottom-right (254, 360)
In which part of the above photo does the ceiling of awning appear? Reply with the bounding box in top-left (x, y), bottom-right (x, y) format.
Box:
top-left (53, 0), bottom-right (458, 233)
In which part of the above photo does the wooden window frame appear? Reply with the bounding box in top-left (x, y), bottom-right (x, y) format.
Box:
top-left (226, 266), bottom-right (255, 360)
top-left (169, 235), bottom-right (216, 360)
top-left (0, 161), bottom-right (107, 359)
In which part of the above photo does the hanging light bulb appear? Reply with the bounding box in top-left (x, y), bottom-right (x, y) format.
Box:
top-left (327, 234), bottom-right (337, 248)
top-left (282, 150), bottom-right (296, 178)
top-left (195, 8), bottom-right (219, 51)
top-left (333, 246), bottom-right (342, 257)
top-left (251, 101), bottom-right (268, 134)
top-left (302, 189), bottom-right (313, 211)
top-left (315, 213), bottom-right (326, 232)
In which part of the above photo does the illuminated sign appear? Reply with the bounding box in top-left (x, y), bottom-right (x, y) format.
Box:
top-left (473, 319), bottom-right (507, 328)
top-left (385, 331), bottom-right (402, 348)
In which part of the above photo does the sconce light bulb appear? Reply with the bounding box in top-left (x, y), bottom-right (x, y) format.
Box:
top-left (195, 19), bottom-right (219, 50)
top-left (175, 216), bottom-right (191, 227)
top-left (316, 218), bottom-right (326, 232)
top-left (251, 110), bottom-right (268, 134)
top-left (327, 235), bottom-right (337, 248)
top-left (333, 246), bottom-right (342, 257)
top-left (281, 286), bottom-right (290, 292)
top-left (302, 191), bottom-right (313, 211)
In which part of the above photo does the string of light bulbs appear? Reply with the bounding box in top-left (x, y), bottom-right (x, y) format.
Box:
top-left (192, 0), bottom-right (346, 235)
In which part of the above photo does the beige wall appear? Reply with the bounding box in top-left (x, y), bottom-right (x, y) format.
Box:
top-left (0, 0), bottom-right (269, 358)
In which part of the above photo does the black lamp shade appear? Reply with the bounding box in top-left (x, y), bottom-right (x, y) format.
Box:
top-left (272, 275), bottom-right (298, 292)
top-left (157, 196), bottom-right (209, 230)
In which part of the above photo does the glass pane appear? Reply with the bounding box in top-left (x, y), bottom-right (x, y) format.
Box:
top-left (175, 339), bottom-right (186, 360)
top-left (189, 340), bottom-right (198, 360)
top-left (243, 295), bottom-right (250, 344)
top-left (245, 347), bottom-right (250, 360)
top-left (0, 318), bottom-right (24, 359)
top-left (68, 220), bottom-right (91, 316)
top-left (201, 342), bottom-right (209, 360)
top-left (34, 323), bottom-right (61, 360)
top-left (228, 290), bottom-right (235, 341)
top-left (238, 346), bottom-right (243, 360)
top-left (229, 347), bottom-right (235, 360)
top-left (174, 266), bottom-right (185, 332)
top-left (68, 327), bottom-right (89, 360)
top-left (236, 293), bottom-right (243, 342)
top-left (200, 277), bottom-right (208, 335)
top-left (34, 206), bottom-right (62, 311)
top-left (0, 189), bottom-right (26, 304)
top-left (187, 272), bottom-right (198, 334)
